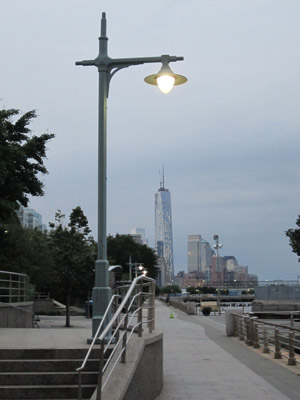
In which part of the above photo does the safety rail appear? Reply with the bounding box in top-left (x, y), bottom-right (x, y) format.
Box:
top-left (0, 270), bottom-right (29, 302)
top-left (231, 312), bottom-right (300, 366)
top-left (77, 275), bottom-right (156, 400)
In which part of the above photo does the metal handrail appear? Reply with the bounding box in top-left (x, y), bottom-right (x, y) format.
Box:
top-left (77, 275), bottom-right (156, 400)
top-left (231, 312), bottom-right (300, 365)
top-left (77, 294), bottom-right (120, 374)
top-left (0, 270), bottom-right (29, 302)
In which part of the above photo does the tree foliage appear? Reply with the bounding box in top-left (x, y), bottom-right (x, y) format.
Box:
top-left (107, 234), bottom-right (158, 279)
top-left (0, 221), bottom-right (54, 290)
top-left (49, 207), bottom-right (95, 327)
top-left (0, 109), bottom-right (54, 223)
top-left (286, 215), bottom-right (300, 262)
top-left (162, 285), bottom-right (181, 294)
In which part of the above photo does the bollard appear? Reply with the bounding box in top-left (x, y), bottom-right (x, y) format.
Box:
top-left (290, 313), bottom-right (294, 328)
top-left (274, 328), bottom-right (282, 359)
top-left (239, 317), bottom-right (244, 341)
top-left (288, 331), bottom-right (296, 366)
top-left (246, 318), bottom-right (254, 346)
top-left (253, 321), bottom-right (260, 348)
top-left (262, 326), bottom-right (270, 354)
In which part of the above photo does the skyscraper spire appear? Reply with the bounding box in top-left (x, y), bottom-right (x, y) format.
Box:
top-left (159, 164), bottom-right (166, 190)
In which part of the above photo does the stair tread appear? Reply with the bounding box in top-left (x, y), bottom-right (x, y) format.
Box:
top-left (0, 359), bottom-right (98, 361)
top-left (0, 384), bottom-right (96, 388)
top-left (0, 370), bottom-right (97, 375)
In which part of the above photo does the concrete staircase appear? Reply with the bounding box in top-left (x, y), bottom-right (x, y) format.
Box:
top-left (0, 348), bottom-right (100, 399)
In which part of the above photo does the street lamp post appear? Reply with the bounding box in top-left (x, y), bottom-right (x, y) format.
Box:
top-left (213, 234), bottom-right (223, 315)
top-left (76, 12), bottom-right (187, 341)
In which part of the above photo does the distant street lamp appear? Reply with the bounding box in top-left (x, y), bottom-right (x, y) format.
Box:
top-left (76, 12), bottom-right (187, 341)
top-left (213, 235), bottom-right (223, 315)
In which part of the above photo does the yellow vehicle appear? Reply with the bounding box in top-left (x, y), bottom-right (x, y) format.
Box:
top-left (199, 300), bottom-right (218, 316)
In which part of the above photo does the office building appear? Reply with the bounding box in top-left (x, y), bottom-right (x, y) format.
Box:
top-left (130, 228), bottom-right (148, 245)
top-left (188, 235), bottom-right (201, 273)
top-left (154, 174), bottom-right (174, 281)
top-left (17, 205), bottom-right (47, 232)
top-left (188, 235), bottom-right (213, 274)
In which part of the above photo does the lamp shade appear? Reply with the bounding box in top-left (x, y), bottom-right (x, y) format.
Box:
top-left (144, 62), bottom-right (187, 93)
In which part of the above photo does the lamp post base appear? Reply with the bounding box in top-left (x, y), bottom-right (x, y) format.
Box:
top-left (87, 260), bottom-right (112, 344)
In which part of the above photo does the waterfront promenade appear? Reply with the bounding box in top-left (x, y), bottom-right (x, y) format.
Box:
top-left (0, 301), bottom-right (299, 399)
top-left (155, 301), bottom-right (300, 400)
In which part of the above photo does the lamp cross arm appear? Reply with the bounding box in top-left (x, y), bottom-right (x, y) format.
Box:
top-left (75, 54), bottom-right (183, 68)
top-left (109, 55), bottom-right (184, 68)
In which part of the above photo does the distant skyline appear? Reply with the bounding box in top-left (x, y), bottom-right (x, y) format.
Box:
top-left (1, 1), bottom-right (300, 280)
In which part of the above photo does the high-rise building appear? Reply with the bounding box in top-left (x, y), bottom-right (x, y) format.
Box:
top-left (17, 205), bottom-right (47, 232)
top-left (187, 235), bottom-right (201, 273)
top-left (188, 235), bottom-right (213, 274)
top-left (154, 173), bottom-right (174, 281)
top-left (130, 228), bottom-right (148, 245)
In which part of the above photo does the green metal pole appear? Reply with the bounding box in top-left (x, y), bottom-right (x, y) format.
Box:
top-left (75, 12), bottom-right (185, 342)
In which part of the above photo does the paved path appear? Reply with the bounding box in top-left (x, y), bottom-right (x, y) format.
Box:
top-left (155, 301), bottom-right (300, 400)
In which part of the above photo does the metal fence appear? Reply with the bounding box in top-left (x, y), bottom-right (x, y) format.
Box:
top-left (77, 275), bottom-right (156, 400)
top-left (231, 313), bottom-right (300, 366)
top-left (0, 270), bottom-right (29, 303)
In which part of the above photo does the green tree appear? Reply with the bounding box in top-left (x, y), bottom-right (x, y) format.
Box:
top-left (49, 207), bottom-right (95, 327)
top-left (107, 234), bottom-right (158, 279)
top-left (0, 222), bottom-right (54, 293)
top-left (0, 109), bottom-right (54, 223)
top-left (286, 216), bottom-right (300, 263)
top-left (162, 285), bottom-right (181, 294)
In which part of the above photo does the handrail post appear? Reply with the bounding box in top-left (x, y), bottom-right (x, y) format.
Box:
top-left (138, 281), bottom-right (143, 337)
top-left (121, 306), bottom-right (128, 363)
top-left (263, 326), bottom-right (270, 353)
top-left (96, 341), bottom-right (105, 400)
top-left (152, 280), bottom-right (156, 331)
top-left (78, 371), bottom-right (82, 400)
top-left (274, 328), bottom-right (282, 359)
top-left (148, 281), bottom-right (155, 333)
top-left (288, 331), bottom-right (296, 365)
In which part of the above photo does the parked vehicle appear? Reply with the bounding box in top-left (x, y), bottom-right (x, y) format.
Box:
top-left (199, 300), bottom-right (218, 316)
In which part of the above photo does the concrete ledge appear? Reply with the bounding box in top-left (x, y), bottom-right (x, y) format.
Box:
top-left (92, 331), bottom-right (163, 400)
top-left (168, 298), bottom-right (196, 315)
top-left (0, 302), bottom-right (33, 328)
top-left (253, 300), bottom-right (300, 312)
top-left (33, 299), bottom-right (54, 314)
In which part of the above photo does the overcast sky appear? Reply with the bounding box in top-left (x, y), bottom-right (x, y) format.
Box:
top-left (1, 1), bottom-right (300, 280)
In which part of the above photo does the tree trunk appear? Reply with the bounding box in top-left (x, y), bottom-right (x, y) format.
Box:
top-left (65, 294), bottom-right (71, 327)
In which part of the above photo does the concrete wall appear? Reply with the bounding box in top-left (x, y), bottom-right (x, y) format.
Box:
top-left (33, 299), bottom-right (54, 314)
top-left (255, 285), bottom-right (300, 301)
top-left (97, 332), bottom-right (163, 400)
top-left (168, 298), bottom-right (196, 315)
top-left (0, 302), bottom-right (33, 328)
top-left (253, 300), bottom-right (300, 312)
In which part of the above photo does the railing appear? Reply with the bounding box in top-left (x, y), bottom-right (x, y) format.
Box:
top-left (0, 270), bottom-right (29, 302)
top-left (77, 275), bottom-right (156, 400)
top-left (231, 312), bottom-right (300, 366)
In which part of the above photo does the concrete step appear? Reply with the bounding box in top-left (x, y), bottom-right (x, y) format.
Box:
top-left (0, 348), bottom-right (100, 360)
top-left (0, 371), bottom-right (98, 385)
top-left (0, 359), bottom-right (99, 373)
top-left (0, 384), bottom-right (96, 399)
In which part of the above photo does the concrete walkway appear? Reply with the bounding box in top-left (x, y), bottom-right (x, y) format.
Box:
top-left (154, 301), bottom-right (299, 400)
top-left (0, 303), bottom-right (299, 400)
